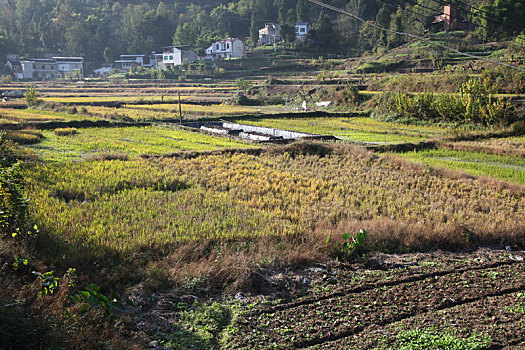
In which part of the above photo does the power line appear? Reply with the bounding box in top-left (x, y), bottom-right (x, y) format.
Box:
top-left (376, 0), bottom-right (436, 23)
top-left (427, 0), bottom-right (525, 36)
top-left (305, 0), bottom-right (525, 72)
top-left (400, 0), bottom-right (441, 16)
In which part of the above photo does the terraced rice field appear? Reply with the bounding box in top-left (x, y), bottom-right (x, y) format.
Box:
top-left (26, 125), bottom-right (251, 161)
top-left (0, 108), bottom-right (97, 125)
top-left (233, 117), bottom-right (452, 144)
top-left (441, 136), bottom-right (525, 157)
top-left (394, 148), bottom-right (525, 186)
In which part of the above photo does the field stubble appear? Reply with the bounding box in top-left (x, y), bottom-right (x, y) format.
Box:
top-left (23, 143), bottom-right (525, 292)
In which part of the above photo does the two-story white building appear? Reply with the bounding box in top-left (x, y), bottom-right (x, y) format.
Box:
top-left (205, 39), bottom-right (245, 60)
top-left (295, 22), bottom-right (310, 41)
top-left (21, 59), bottom-right (59, 80)
top-left (259, 23), bottom-right (281, 45)
top-left (159, 46), bottom-right (199, 69)
top-left (114, 54), bottom-right (148, 71)
top-left (53, 57), bottom-right (84, 78)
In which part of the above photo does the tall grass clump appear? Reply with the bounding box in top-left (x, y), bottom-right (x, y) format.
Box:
top-left (54, 128), bottom-right (78, 136)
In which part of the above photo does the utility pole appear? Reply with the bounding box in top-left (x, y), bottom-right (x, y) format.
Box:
top-left (178, 91), bottom-right (182, 126)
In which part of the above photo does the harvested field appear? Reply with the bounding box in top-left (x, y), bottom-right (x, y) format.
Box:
top-left (439, 136), bottom-right (525, 157)
top-left (226, 250), bottom-right (525, 349)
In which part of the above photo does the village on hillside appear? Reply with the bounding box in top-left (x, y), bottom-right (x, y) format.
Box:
top-left (3, 20), bottom-right (316, 80)
top-left (2, 3), bottom-right (466, 81)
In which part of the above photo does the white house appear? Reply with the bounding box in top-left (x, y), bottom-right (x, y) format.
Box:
top-left (205, 39), bottom-right (244, 60)
top-left (53, 57), bottom-right (84, 78)
top-left (114, 54), bottom-right (148, 71)
top-left (21, 59), bottom-right (59, 80)
top-left (295, 22), bottom-right (310, 41)
top-left (259, 23), bottom-right (280, 45)
top-left (159, 46), bottom-right (199, 69)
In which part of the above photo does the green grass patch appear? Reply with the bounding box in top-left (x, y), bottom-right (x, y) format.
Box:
top-left (26, 125), bottom-right (251, 161)
top-left (161, 301), bottom-right (234, 350)
top-left (393, 327), bottom-right (490, 350)
top-left (393, 148), bottom-right (525, 185)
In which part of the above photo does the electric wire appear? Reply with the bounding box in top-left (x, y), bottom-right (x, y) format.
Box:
top-left (427, 0), bottom-right (525, 36)
top-left (305, 0), bottom-right (525, 72)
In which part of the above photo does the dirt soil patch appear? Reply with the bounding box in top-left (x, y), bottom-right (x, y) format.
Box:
top-left (225, 248), bottom-right (525, 349)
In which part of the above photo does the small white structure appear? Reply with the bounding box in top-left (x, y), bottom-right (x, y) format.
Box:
top-left (94, 65), bottom-right (113, 76)
top-left (53, 57), bottom-right (84, 78)
top-left (159, 46), bottom-right (199, 69)
top-left (295, 22), bottom-right (310, 41)
top-left (205, 39), bottom-right (244, 60)
top-left (259, 23), bottom-right (281, 45)
top-left (21, 59), bottom-right (59, 79)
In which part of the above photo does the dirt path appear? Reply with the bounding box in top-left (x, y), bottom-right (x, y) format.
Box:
top-left (228, 250), bottom-right (525, 349)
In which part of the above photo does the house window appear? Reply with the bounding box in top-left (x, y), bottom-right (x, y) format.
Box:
top-left (164, 56), bottom-right (168, 60)
top-left (169, 55), bottom-right (173, 60)
top-left (227, 43), bottom-right (230, 49)
top-left (300, 28), bottom-right (305, 33)
top-left (216, 44), bottom-right (219, 50)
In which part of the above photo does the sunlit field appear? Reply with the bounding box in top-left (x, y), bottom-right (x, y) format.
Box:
top-left (26, 125), bottom-right (252, 161)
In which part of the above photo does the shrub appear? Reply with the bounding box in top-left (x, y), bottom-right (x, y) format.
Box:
top-left (24, 83), bottom-right (39, 107)
top-left (336, 85), bottom-right (360, 108)
top-left (1, 75), bottom-right (13, 83)
top-left (378, 79), bottom-right (514, 126)
top-left (54, 128), bottom-right (78, 136)
top-left (0, 136), bottom-right (35, 238)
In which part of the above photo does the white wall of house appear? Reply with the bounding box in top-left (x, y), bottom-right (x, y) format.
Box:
top-left (53, 57), bottom-right (84, 77)
top-left (295, 22), bottom-right (310, 41)
top-left (205, 39), bottom-right (244, 60)
top-left (259, 24), bottom-right (280, 45)
top-left (21, 60), bottom-right (59, 79)
top-left (115, 55), bottom-right (146, 71)
top-left (161, 47), bottom-right (198, 69)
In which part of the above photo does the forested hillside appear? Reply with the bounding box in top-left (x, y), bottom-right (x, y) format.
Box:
top-left (0, 0), bottom-right (524, 63)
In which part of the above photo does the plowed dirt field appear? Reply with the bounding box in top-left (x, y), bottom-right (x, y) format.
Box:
top-left (227, 249), bottom-right (525, 349)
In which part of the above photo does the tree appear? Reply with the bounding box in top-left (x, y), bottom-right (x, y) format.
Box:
top-left (279, 8), bottom-right (296, 44)
top-left (374, 6), bottom-right (390, 49)
top-left (387, 7), bottom-right (406, 49)
top-left (314, 11), bottom-right (335, 49)
top-left (103, 47), bottom-right (113, 64)
top-left (250, 12), bottom-right (259, 46)
top-left (296, 0), bottom-right (309, 22)
top-left (235, 78), bottom-right (253, 93)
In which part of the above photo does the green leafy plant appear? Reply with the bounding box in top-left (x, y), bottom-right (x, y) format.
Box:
top-left (342, 229), bottom-right (367, 253)
top-left (70, 283), bottom-right (124, 317)
top-left (12, 256), bottom-right (28, 270)
top-left (395, 327), bottom-right (490, 349)
top-left (33, 271), bottom-right (60, 295)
